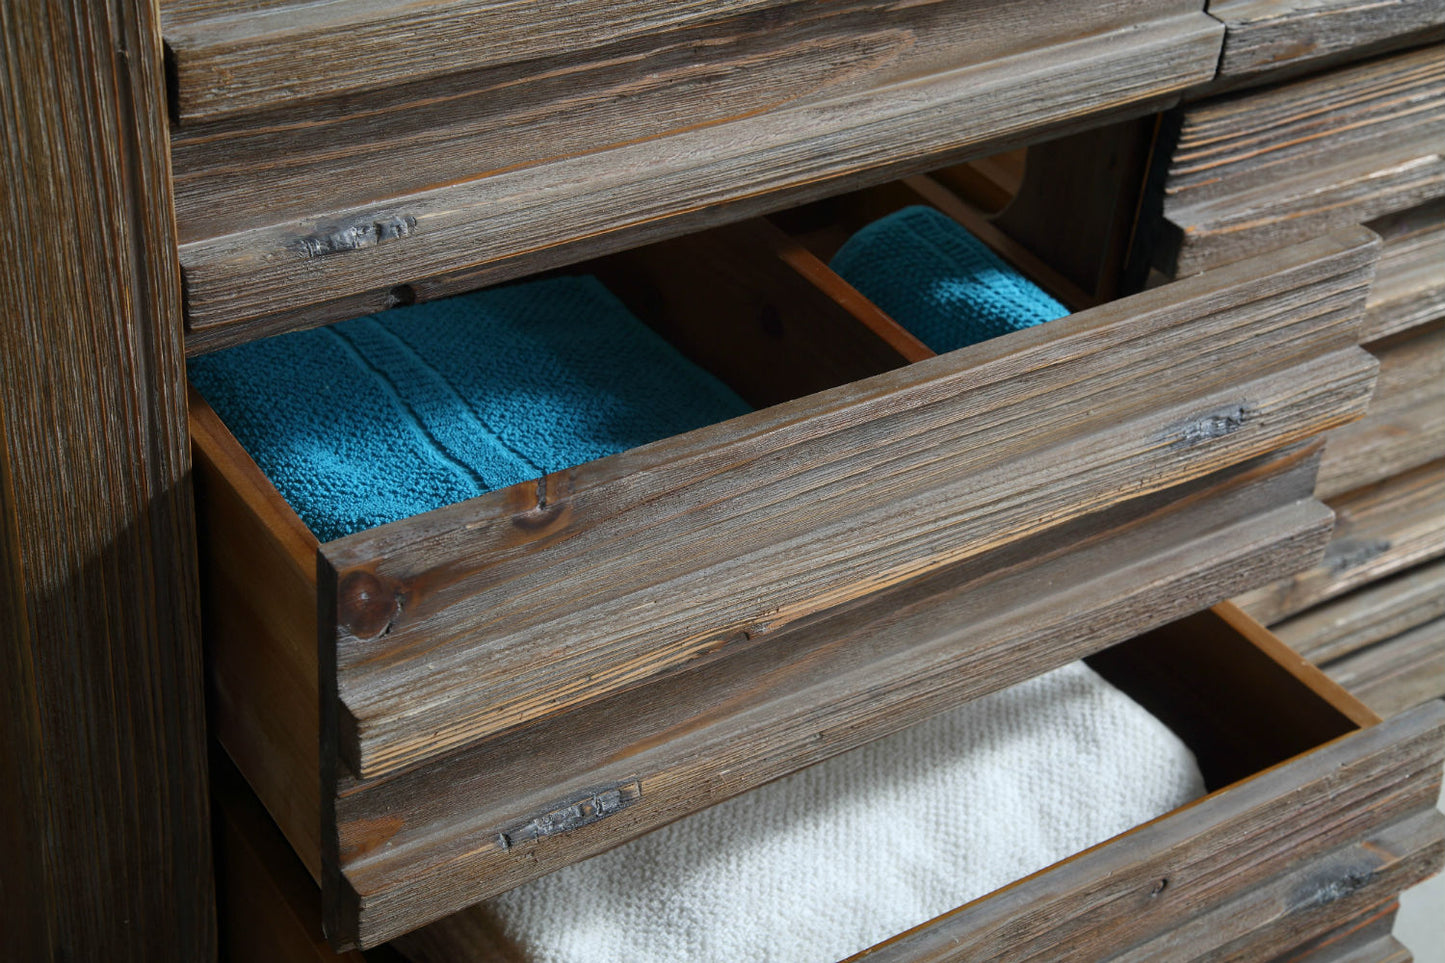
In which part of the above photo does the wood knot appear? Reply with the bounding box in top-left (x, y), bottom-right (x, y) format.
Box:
top-left (338, 569), bottom-right (406, 641)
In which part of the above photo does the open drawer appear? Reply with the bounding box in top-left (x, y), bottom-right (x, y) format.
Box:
top-left (191, 176), bottom-right (1382, 947)
top-left (219, 606), bottom-right (1445, 962)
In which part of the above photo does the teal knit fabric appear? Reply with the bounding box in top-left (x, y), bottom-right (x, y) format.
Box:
top-left (189, 276), bottom-right (751, 542)
top-left (829, 206), bottom-right (1068, 353)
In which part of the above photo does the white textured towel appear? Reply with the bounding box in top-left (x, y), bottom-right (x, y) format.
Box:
top-left (486, 661), bottom-right (1205, 963)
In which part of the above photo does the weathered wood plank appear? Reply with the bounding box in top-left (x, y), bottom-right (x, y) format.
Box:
top-left (1317, 320), bottom-right (1445, 500)
top-left (0, 0), bottom-right (215, 957)
top-left (1262, 901), bottom-right (1404, 963)
top-left (192, 387), bottom-right (323, 882)
top-left (321, 229), bottom-right (1378, 782)
top-left (162, 0), bottom-right (796, 122)
top-left (177, 12), bottom-right (1223, 346)
top-left (1325, 618), bottom-right (1445, 717)
top-left (1363, 199), bottom-right (1445, 342)
top-left (325, 445), bottom-right (1341, 947)
top-left (845, 699), bottom-right (1445, 961)
top-left (1105, 810), bottom-right (1442, 963)
top-left (1207, 0), bottom-right (1445, 86)
top-left (1235, 459), bottom-right (1445, 624)
top-left (1152, 45), bottom-right (1445, 275)
top-left (1274, 558), bottom-right (1445, 663)
top-left (214, 756), bottom-right (366, 963)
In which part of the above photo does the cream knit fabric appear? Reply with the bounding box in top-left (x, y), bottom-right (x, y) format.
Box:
top-left (485, 661), bottom-right (1205, 962)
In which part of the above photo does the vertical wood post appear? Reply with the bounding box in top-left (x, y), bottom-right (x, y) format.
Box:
top-left (0, 0), bottom-right (216, 958)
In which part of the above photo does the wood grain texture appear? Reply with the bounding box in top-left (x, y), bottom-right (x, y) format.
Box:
top-left (0, 0), bottom-right (215, 958)
top-left (1103, 810), bottom-right (1442, 963)
top-left (192, 387), bottom-right (323, 883)
top-left (214, 756), bottom-right (366, 963)
top-left (1154, 44), bottom-right (1445, 276)
top-left (365, 603), bottom-right (1398, 960)
top-left (176, 11), bottom-right (1224, 346)
top-left (1324, 617), bottom-right (1445, 717)
top-left (1208, 0), bottom-right (1445, 85)
top-left (162, 0), bottom-right (796, 122)
top-left (1235, 458), bottom-right (1445, 624)
top-left (1363, 199), bottom-right (1445, 341)
top-left (1274, 557), bottom-right (1445, 663)
top-left (325, 445), bottom-right (1340, 947)
top-left (1316, 320), bottom-right (1445, 500)
top-left (846, 685), bottom-right (1445, 960)
top-left (1265, 902), bottom-right (1410, 963)
top-left (321, 228), bottom-right (1379, 783)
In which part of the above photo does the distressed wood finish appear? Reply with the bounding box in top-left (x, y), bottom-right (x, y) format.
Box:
top-left (1362, 200), bottom-right (1445, 341)
top-left (1152, 45), bottom-right (1445, 276)
top-left (0, 0), bottom-right (215, 957)
top-left (1263, 902), bottom-right (1407, 963)
top-left (322, 228), bottom-right (1379, 783)
top-left (371, 606), bottom-right (1437, 963)
top-left (1274, 558), bottom-right (1445, 664)
top-left (1235, 459), bottom-right (1445, 624)
top-left (846, 685), bottom-right (1445, 961)
top-left (1102, 811), bottom-right (1442, 962)
top-left (1325, 618), bottom-right (1445, 718)
top-left (176, 9), bottom-right (1224, 347)
top-left (1207, 0), bottom-right (1445, 87)
top-left (162, 0), bottom-right (795, 122)
top-left (326, 446), bottom-right (1338, 946)
top-left (1317, 321), bottom-right (1445, 500)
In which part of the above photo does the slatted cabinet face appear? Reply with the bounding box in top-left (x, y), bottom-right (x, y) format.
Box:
top-left (164, 0), bottom-right (1226, 349)
top-left (192, 190), bottom-right (1381, 946)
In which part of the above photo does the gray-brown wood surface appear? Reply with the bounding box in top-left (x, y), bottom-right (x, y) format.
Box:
top-left (324, 447), bottom-right (1336, 947)
top-left (1317, 321), bottom-right (1445, 500)
top-left (1363, 200), bottom-right (1445, 342)
top-left (1151, 44), bottom-right (1445, 276)
top-left (0, 0), bottom-right (215, 957)
top-left (321, 228), bottom-right (1378, 786)
top-left (1274, 558), bottom-right (1445, 664)
top-left (1235, 459), bottom-right (1445, 624)
top-left (1206, 0), bottom-right (1445, 88)
top-left (1325, 617), bottom-right (1445, 718)
top-left (172, 2), bottom-right (1223, 347)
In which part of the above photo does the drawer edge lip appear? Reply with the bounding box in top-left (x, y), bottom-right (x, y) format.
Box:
top-left (848, 697), bottom-right (1445, 962)
top-left (175, 11), bottom-right (1225, 341)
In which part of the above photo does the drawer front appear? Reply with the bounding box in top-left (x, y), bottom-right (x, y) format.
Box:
top-left (321, 227), bottom-right (1379, 784)
top-left (367, 608), bottom-right (1445, 961)
top-left (167, 1), bottom-right (1225, 348)
top-left (1207, 0), bottom-right (1445, 87)
top-left (193, 225), bottom-right (1380, 947)
top-left (1149, 44), bottom-right (1445, 277)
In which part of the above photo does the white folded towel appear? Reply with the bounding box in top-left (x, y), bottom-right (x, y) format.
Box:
top-left (485, 660), bottom-right (1205, 963)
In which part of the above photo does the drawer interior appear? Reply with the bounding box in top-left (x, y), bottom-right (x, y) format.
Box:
top-left (191, 163), bottom-right (1382, 948)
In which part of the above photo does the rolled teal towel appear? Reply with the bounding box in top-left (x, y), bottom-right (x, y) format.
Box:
top-left (829, 206), bottom-right (1068, 354)
top-left (189, 276), bottom-right (751, 542)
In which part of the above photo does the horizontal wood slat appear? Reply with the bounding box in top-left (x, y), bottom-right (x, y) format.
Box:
top-left (1264, 902), bottom-right (1409, 963)
top-left (1362, 199), bottom-right (1445, 341)
top-left (321, 228), bottom-right (1379, 784)
top-left (1206, 0), bottom-right (1445, 87)
top-left (845, 698), bottom-right (1445, 962)
top-left (324, 444), bottom-right (1339, 947)
top-left (1324, 617), bottom-right (1445, 718)
top-left (1235, 458), bottom-right (1445, 624)
top-left (1317, 320), bottom-right (1445, 500)
top-left (1152, 45), bottom-right (1445, 275)
top-left (1274, 557), bottom-right (1445, 664)
top-left (176, 11), bottom-right (1223, 348)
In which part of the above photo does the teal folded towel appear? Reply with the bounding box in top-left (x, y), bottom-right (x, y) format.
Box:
top-left (829, 206), bottom-right (1068, 353)
top-left (189, 276), bottom-right (752, 542)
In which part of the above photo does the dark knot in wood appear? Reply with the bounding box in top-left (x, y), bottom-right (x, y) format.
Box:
top-left (1171, 404), bottom-right (1255, 447)
top-left (338, 569), bottom-right (406, 641)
